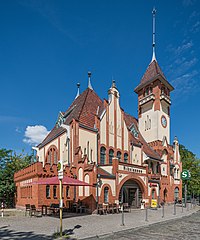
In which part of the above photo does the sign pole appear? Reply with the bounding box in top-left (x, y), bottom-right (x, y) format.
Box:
top-left (59, 178), bottom-right (63, 237)
top-left (58, 160), bottom-right (63, 237)
top-left (184, 181), bottom-right (187, 208)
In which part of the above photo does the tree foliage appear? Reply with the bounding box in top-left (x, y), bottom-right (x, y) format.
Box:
top-left (180, 144), bottom-right (200, 196)
top-left (0, 148), bottom-right (31, 207)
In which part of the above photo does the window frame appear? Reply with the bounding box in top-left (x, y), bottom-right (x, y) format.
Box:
top-left (100, 147), bottom-right (106, 165)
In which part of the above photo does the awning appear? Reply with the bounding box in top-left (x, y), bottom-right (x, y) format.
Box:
top-left (32, 176), bottom-right (91, 186)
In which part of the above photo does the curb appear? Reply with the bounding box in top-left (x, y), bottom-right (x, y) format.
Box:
top-left (79, 208), bottom-right (200, 240)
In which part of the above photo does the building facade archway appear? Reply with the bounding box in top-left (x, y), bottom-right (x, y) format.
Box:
top-left (118, 176), bottom-right (146, 208)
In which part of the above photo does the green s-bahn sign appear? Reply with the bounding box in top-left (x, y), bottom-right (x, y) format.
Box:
top-left (181, 170), bottom-right (191, 180)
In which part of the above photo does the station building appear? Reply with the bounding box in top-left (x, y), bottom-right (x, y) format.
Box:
top-left (14, 11), bottom-right (182, 212)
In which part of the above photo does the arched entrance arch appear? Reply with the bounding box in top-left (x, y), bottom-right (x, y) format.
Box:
top-left (118, 177), bottom-right (145, 208)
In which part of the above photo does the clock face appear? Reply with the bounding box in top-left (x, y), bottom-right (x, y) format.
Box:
top-left (161, 115), bottom-right (167, 128)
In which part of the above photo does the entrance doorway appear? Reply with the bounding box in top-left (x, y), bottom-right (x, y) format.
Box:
top-left (163, 188), bottom-right (167, 202)
top-left (119, 179), bottom-right (143, 208)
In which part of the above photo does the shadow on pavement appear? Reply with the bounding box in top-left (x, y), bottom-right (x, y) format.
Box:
top-left (0, 224), bottom-right (82, 239)
top-left (0, 226), bottom-right (52, 239)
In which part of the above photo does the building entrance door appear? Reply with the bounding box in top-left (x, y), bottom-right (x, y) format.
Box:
top-left (128, 188), bottom-right (136, 207)
top-left (119, 179), bottom-right (143, 208)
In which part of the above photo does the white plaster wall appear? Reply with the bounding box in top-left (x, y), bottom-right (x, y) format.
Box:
top-left (84, 174), bottom-right (90, 196)
top-left (148, 184), bottom-right (159, 196)
top-left (100, 112), bottom-right (107, 145)
top-left (139, 102), bottom-right (170, 143)
top-left (118, 173), bottom-right (128, 184)
top-left (37, 148), bottom-right (44, 163)
top-left (71, 128), bottom-right (74, 163)
top-left (139, 176), bottom-right (147, 186)
top-left (109, 96), bottom-right (114, 147)
top-left (60, 133), bottom-right (67, 164)
top-left (100, 166), bottom-right (113, 174)
top-left (116, 100), bottom-right (122, 149)
top-left (131, 146), bottom-right (141, 165)
top-left (78, 168), bottom-right (83, 196)
top-left (79, 128), bottom-right (96, 163)
top-left (161, 163), bottom-right (167, 176)
top-left (124, 122), bottom-right (129, 151)
top-left (99, 179), bottom-right (116, 196)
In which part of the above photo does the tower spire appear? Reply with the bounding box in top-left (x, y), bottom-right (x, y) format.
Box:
top-left (75, 83), bottom-right (80, 99)
top-left (88, 71), bottom-right (93, 90)
top-left (151, 7), bottom-right (157, 62)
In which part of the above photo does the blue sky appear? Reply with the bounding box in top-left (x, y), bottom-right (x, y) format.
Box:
top-left (0, 0), bottom-right (200, 158)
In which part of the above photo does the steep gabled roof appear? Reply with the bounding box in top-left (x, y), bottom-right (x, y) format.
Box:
top-left (134, 60), bottom-right (174, 93)
top-left (124, 112), bottom-right (161, 160)
top-left (39, 88), bottom-right (103, 148)
top-left (38, 126), bottom-right (66, 149)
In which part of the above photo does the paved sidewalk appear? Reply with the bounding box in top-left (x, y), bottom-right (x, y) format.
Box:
top-left (0, 204), bottom-right (199, 239)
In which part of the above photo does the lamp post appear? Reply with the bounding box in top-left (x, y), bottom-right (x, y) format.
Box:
top-left (58, 160), bottom-right (63, 237)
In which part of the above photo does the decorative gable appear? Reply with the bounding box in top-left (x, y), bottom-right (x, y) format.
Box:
top-left (56, 111), bottom-right (64, 128)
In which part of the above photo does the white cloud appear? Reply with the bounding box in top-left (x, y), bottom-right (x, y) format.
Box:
top-left (23, 125), bottom-right (50, 145)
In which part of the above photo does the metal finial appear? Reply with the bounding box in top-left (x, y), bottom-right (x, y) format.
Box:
top-left (75, 83), bottom-right (80, 99)
top-left (151, 7), bottom-right (157, 62)
top-left (88, 71), bottom-right (93, 90)
top-left (112, 79), bottom-right (116, 88)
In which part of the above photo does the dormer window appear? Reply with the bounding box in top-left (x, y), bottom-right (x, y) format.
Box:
top-left (130, 124), bottom-right (139, 138)
top-left (145, 87), bottom-right (149, 96)
top-left (56, 112), bottom-right (64, 128)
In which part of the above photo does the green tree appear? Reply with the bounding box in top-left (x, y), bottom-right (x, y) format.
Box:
top-left (180, 144), bottom-right (200, 197)
top-left (0, 149), bottom-right (31, 207)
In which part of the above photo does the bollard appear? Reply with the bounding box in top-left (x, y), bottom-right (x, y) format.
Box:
top-left (145, 207), bottom-right (148, 222)
top-left (162, 204), bottom-right (164, 218)
top-left (181, 201), bottom-right (183, 213)
top-left (1, 202), bottom-right (4, 218)
top-left (173, 202), bottom-right (176, 215)
top-left (121, 208), bottom-right (125, 226)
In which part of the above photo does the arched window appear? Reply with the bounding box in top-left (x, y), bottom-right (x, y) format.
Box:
top-left (124, 153), bottom-right (128, 163)
top-left (46, 146), bottom-right (58, 165)
top-left (84, 174), bottom-right (90, 197)
top-left (53, 185), bottom-right (57, 198)
top-left (104, 187), bottom-right (109, 203)
top-left (150, 162), bottom-right (154, 173)
top-left (100, 147), bottom-right (106, 165)
top-left (109, 149), bottom-right (114, 164)
top-left (145, 88), bottom-right (149, 96)
top-left (156, 163), bottom-right (160, 174)
top-left (149, 87), bottom-right (153, 94)
top-left (161, 87), bottom-right (164, 94)
top-left (66, 186), bottom-right (69, 198)
top-left (46, 185), bottom-right (50, 198)
top-left (162, 150), bottom-right (168, 163)
top-left (117, 151), bottom-right (121, 161)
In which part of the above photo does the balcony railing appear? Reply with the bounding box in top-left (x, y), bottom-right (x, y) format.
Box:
top-left (160, 93), bottom-right (171, 105)
top-left (148, 173), bottom-right (161, 180)
top-left (139, 93), bottom-right (155, 106)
